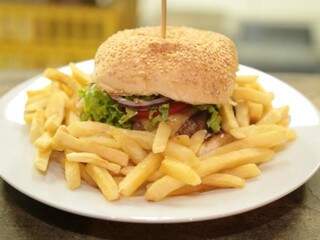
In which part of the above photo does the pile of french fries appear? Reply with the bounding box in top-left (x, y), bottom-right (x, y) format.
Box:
top-left (24, 64), bottom-right (296, 202)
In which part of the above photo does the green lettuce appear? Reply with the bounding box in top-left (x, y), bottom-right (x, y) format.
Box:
top-left (196, 105), bottom-right (221, 133)
top-left (79, 85), bottom-right (136, 129)
top-left (145, 103), bottom-right (170, 131)
top-left (119, 108), bottom-right (137, 125)
top-left (79, 85), bottom-right (221, 133)
top-left (206, 106), bottom-right (221, 133)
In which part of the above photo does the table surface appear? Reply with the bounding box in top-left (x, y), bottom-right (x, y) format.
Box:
top-left (0, 71), bottom-right (319, 240)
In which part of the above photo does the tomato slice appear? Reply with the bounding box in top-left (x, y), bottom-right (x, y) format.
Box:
top-left (136, 109), bottom-right (150, 119)
top-left (169, 102), bottom-right (189, 115)
top-left (136, 102), bottom-right (189, 119)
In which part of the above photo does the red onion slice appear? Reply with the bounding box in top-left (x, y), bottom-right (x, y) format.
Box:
top-left (111, 96), bottom-right (170, 108)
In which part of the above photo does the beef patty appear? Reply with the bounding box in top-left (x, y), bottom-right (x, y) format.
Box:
top-left (132, 111), bottom-right (209, 136)
top-left (176, 111), bottom-right (208, 136)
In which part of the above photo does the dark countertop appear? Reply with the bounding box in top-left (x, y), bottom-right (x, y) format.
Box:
top-left (0, 72), bottom-right (319, 240)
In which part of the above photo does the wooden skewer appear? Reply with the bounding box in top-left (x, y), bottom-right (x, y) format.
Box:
top-left (161, 0), bottom-right (167, 38)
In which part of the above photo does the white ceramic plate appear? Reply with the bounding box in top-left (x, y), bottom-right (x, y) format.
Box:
top-left (0, 60), bottom-right (320, 223)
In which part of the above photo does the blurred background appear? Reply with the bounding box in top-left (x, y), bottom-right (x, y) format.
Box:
top-left (0, 0), bottom-right (320, 73)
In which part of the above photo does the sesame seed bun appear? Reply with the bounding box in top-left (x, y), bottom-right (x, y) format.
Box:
top-left (94, 26), bottom-right (238, 105)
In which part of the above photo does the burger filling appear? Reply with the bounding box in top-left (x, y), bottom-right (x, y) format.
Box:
top-left (79, 84), bottom-right (221, 136)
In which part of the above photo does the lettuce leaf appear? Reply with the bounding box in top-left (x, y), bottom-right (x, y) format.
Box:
top-left (119, 108), bottom-right (137, 125)
top-left (158, 103), bottom-right (170, 121)
top-left (195, 105), bottom-right (221, 133)
top-left (79, 85), bottom-right (136, 129)
top-left (79, 85), bottom-right (221, 133)
top-left (206, 106), bottom-right (221, 133)
top-left (145, 103), bottom-right (170, 131)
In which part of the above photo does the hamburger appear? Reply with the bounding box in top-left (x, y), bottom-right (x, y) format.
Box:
top-left (80, 26), bottom-right (238, 137)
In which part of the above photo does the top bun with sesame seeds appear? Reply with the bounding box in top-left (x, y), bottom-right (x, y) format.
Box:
top-left (94, 26), bottom-right (238, 105)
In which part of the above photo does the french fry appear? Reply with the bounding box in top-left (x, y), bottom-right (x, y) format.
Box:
top-left (199, 133), bottom-right (234, 156)
top-left (30, 109), bottom-right (45, 143)
top-left (79, 135), bottom-right (121, 149)
top-left (259, 106), bottom-right (289, 125)
top-left (66, 152), bottom-right (121, 174)
top-left (263, 103), bottom-right (273, 115)
top-left (44, 68), bottom-right (78, 95)
top-left (236, 75), bottom-right (258, 84)
top-left (51, 82), bottom-right (61, 91)
top-left (278, 117), bottom-right (290, 127)
top-left (202, 173), bottom-right (245, 188)
top-left (279, 106), bottom-right (289, 119)
top-left (231, 126), bottom-right (295, 144)
top-left (79, 163), bottom-right (97, 187)
top-left (172, 135), bottom-right (190, 147)
top-left (153, 121), bottom-right (172, 153)
top-left (27, 94), bottom-right (49, 107)
top-left (120, 131), bottom-right (155, 150)
top-left (67, 121), bottom-right (154, 150)
top-left (229, 129), bottom-right (246, 139)
top-left (229, 124), bottom-right (286, 139)
top-left (147, 170), bottom-right (164, 182)
top-left (220, 103), bottom-right (239, 132)
top-left (205, 130), bottom-right (288, 156)
top-left (160, 158), bottom-right (201, 186)
top-left (235, 102), bottom-right (250, 127)
top-left (27, 89), bottom-right (51, 104)
top-left (34, 149), bottom-right (51, 172)
top-left (145, 176), bottom-right (184, 201)
top-left (286, 129), bottom-right (296, 141)
top-left (119, 153), bottom-right (162, 196)
top-left (25, 98), bottom-right (48, 112)
top-left (65, 110), bottom-right (80, 126)
top-left (115, 134), bottom-right (147, 164)
top-left (27, 85), bottom-right (51, 97)
top-left (165, 140), bottom-right (200, 167)
top-left (67, 121), bottom-right (113, 137)
top-left (64, 93), bottom-right (78, 110)
top-left (45, 115), bottom-right (63, 133)
top-left (244, 82), bottom-right (265, 92)
top-left (272, 144), bottom-right (288, 152)
top-left (59, 83), bottom-right (73, 97)
top-left (69, 63), bottom-right (91, 86)
top-left (190, 130), bottom-right (207, 154)
top-left (223, 163), bottom-right (261, 179)
top-left (34, 132), bottom-right (52, 150)
top-left (258, 109), bottom-right (281, 125)
top-left (85, 164), bottom-right (119, 201)
top-left (44, 90), bottom-right (68, 117)
top-left (120, 166), bottom-right (135, 176)
top-left (24, 112), bottom-right (34, 125)
top-left (198, 148), bottom-right (274, 177)
top-left (233, 87), bottom-right (273, 106)
top-left (248, 102), bottom-right (263, 123)
top-left (44, 91), bottom-right (67, 133)
top-left (65, 160), bottom-right (81, 190)
top-left (172, 170), bottom-right (248, 196)
top-left (53, 126), bottom-right (129, 166)
top-left (170, 184), bottom-right (212, 196)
